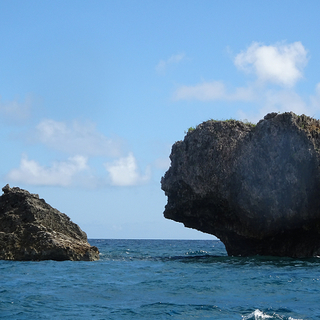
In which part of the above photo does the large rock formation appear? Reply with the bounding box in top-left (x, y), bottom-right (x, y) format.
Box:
top-left (161, 112), bottom-right (320, 257)
top-left (0, 185), bottom-right (99, 261)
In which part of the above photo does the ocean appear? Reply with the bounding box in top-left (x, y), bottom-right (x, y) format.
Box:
top-left (0, 239), bottom-right (319, 319)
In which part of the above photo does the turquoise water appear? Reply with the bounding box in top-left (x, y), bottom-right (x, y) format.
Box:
top-left (0, 239), bottom-right (319, 319)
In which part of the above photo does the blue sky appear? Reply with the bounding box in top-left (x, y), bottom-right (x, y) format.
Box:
top-left (1, 1), bottom-right (320, 239)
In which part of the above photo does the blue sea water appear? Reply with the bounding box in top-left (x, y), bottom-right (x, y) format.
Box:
top-left (1, 239), bottom-right (320, 319)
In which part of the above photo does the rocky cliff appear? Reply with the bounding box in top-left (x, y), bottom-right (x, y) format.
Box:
top-left (0, 185), bottom-right (99, 261)
top-left (161, 112), bottom-right (320, 257)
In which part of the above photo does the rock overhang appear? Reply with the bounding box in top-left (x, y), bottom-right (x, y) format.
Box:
top-left (161, 112), bottom-right (320, 257)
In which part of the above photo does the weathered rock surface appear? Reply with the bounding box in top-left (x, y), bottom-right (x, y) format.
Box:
top-left (0, 185), bottom-right (99, 261)
top-left (161, 112), bottom-right (320, 257)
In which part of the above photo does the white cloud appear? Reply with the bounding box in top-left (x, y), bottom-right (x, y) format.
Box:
top-left (172, 41), bottom-right (317, 120)
top-left (0, 95), bottom-right (32, 124)
top-left (8, 119), bottom-right (155, 188)
top-left (264, 89), bottom-right (308, 114)
top-left (156, 53), bottom-right (186, 74)
top-left (104, 153), bottom-right (151, 186)
top-left (35, 119), bottom-right (122, 157)
top-left (234, 42), bottom-right (308, 87)
top-left (6, 155), bottom-right (88, 187)
top-left (174, 81), bottom-right (226, 101)
top-left (174, 81), bottom-right (255, 101)
top-left (238, 89), bottom-right (309, 123)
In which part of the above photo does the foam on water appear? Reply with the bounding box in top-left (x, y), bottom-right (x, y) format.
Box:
top-left (242, 309), bottom-right (304, 320)
top-left (242, 309), bottom-right (273, 319)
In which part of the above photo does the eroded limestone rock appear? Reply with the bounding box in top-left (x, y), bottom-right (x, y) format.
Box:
top-left (161, 112), bottom-right (320, 257)
top-left (0, 185), bottom-right (99, 261)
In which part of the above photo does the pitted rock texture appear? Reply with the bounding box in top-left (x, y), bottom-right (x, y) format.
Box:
top-left (161, 112), bottom-right (320, 257)
top-left (0, 185), bottom-right (99, 261)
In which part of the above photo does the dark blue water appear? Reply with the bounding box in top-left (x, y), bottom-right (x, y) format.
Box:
top-left (1, 239), bottom-right (319, 319)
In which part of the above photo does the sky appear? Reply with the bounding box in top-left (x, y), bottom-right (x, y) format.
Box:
top-left (1, 1), bottom-right (320, 239)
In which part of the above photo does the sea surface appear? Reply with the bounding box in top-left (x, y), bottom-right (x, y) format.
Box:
top-left (0, 239), bottom-right (320, 319)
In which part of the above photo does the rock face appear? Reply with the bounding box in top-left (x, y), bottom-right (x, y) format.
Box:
top-left (161, 112), bottom-right (320, 257)
top-left (0, 185), bottom-right (99, 261)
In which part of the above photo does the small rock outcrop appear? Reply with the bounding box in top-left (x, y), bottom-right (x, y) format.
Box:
top-left (0, 185), bottom-right (99, 261)
top-left (161, 112), bottom-right (320, 257)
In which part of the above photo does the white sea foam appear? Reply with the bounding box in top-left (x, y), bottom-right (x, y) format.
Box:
top-left (242, 309), bottom-right (303, 320)
top-left (242, 309), bottom-right (272, 320)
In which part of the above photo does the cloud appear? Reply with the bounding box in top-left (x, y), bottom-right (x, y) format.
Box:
top-left (174, 81), bottom-right (255, 101)
top-left (238, 89), bottom-right (310, 123)
top-left (264, 89), bottom-right (308, 114)
top-left (234, 42), bottom-right (308, 87)
top-left (0, 95), bottom-right (32, 124)
top-left (35, 119), bottom-right (122, 157)
top-left (156, 53), bottom-right (186, 74)
top-left (6, 155), bottom-right (88, 187)
top-left (174, 81), bottom-right (226, 101)
top-left (104, 153), bottom-right (151, 186)
top-left (8, 118), bottom-right (154, 188)
top-left (172, 41), bottom-right (313, 119)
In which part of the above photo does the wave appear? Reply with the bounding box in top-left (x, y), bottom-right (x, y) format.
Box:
top-left (242, 309), bottom-right (303, 320)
